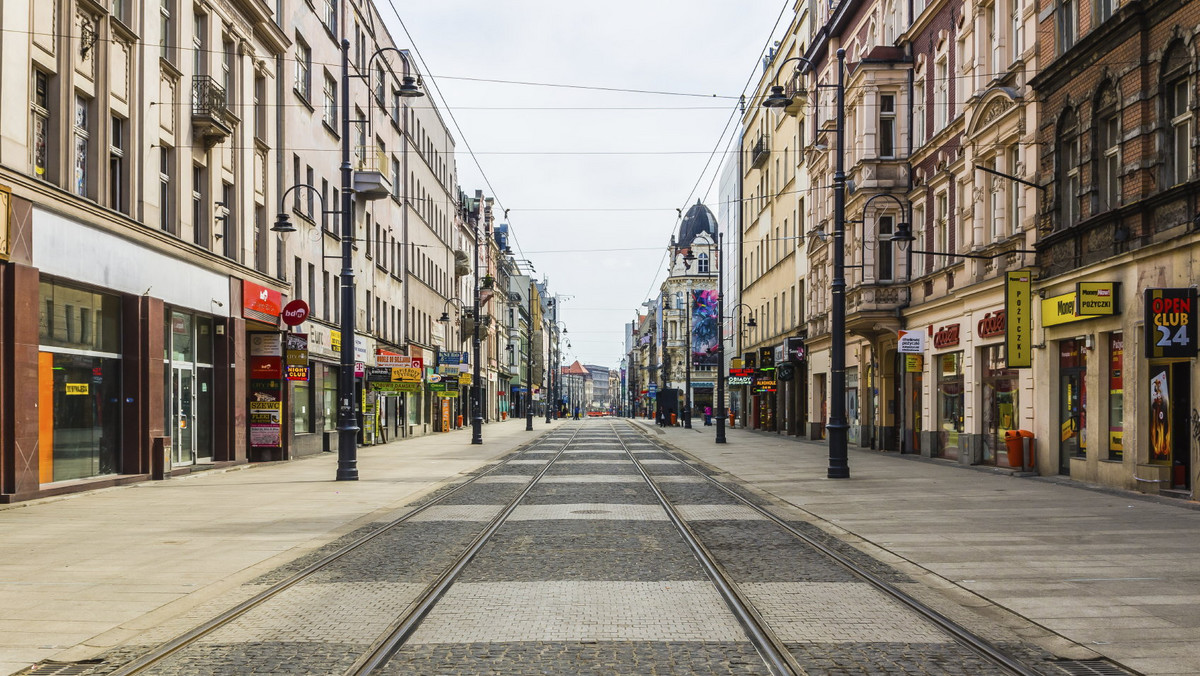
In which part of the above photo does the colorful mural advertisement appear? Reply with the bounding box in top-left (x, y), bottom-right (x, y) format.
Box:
top-left (691, 289), bottom-right (719, 367)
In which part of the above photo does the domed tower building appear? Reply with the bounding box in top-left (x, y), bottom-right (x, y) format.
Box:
top-left (657, 201), bottom-right (721, 427)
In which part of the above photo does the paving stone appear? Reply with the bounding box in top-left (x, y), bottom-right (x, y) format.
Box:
top-left (379, 641), bottom-right (771, 675)
top-left (406, 581), bottom-right (747, 643)
top-left (508, 503), bottom-right (668, 521)
top-left (521, 483), bottom-right (659, 505)
top-left (785, 641), bottom-right (1010, 675)
top-left (675, 504), bottom-right (769, 521)
top-left (457, 520), bottom-right (706, 582)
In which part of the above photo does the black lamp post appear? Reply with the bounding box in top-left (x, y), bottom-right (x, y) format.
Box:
top-left (525, 278), bottom-right (535, 431)
top-left (764, 48), bottom-right (848, 479)
top-left (470, 209), bottom-right (483, 444)
top-left (716, 232), bottom-right (727, 443)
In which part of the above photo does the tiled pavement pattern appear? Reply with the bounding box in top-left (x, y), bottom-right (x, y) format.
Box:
top-left (95, 423), bottom-right (1036, 675)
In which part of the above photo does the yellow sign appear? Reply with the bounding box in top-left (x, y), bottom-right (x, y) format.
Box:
top-left (65, 383), bottom-right (89, 395)
top-left (393, 366), bottom-right (422, 382)
top-left (459, 372), bottom-right (472, 385)
top-left (1076, 282), bottom-right (1118, 316)
top-left (1005, 271), bottom-right (1032, 367)
top-left (731, 358), bottom-right (744, 369)
top-left (330, 330), bottom-right (341, 351)
top-left (1041, 292), bottom-right (1086, 327)
top-left (904, 354), bottom-right (923, 372)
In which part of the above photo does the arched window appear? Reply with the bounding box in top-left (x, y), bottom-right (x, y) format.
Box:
top-left (1057, 108), bottom-right (1080, 228)
top-left (1163, 42), bottom-right (1194, 187)
top-left (1095, 83), bottom-right (1120, 211)
top-left (697, 253), bottom-right (710, 274)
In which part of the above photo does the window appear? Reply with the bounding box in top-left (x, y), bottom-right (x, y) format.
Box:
top-left (321, 178), bottom-right (330, 230)
top-left (987, 159), bottom-right (1003, 239)
top-left (32, 70), bottom-right (50, 181)
top-left (1097, 89), bottom-right (1120, 211)
top-left (306, 165), bottom-right (314, 218)
top-left (222, 38), bottom-right (235, 106)
top-left (192, 12), bottom-right (206, 77)
top-left (1058, 110), bottom-right (1080, 228)
top-left (879, 94), bottom-right (895, 157)
top-left (1011, 0), bottom-right (1024, 61)
top-left (294, 257), bottom-right (303, 301)
top-left (320, 0), bottom-right (336, 34)
top-left (878, 215), bottom-right (894, 281)
top-left (1008, 144), bottom-right (1021, 232)
top-left (160, 147), bottom-right (174, 232)
top-left (986, 0), bottom-right (999, 78)
top-left (192, 165), bottom-right (207, 247)
top-left (698, 253), bottom-right (710, 274)
top-left (375, 63), bottom-right (386, 105)
top-left (1095, 0), bottom-right (1116, 25)
top-left (1057, 0), bottom-right (1077, 55)
top-left (322, 271), bottom-right (330, 320)
top-left (1165, 51), bottom-right (1193, 186)
top-left (322, 71), bottom-right (337, 128)
top-left (221, 183), bottom-right (234, 258)
top-left (73, 94), bottom-right (90, 198)
top-left (935, 192), bottom-right (948, 265)
top-left (934, 56), bottom-right (949, 132)
top-left (110, 116), bottom-right (126, 212)
top-left (391, 156), bottom-right (401, 199)
top-left (160, 0), bottom-right (174, 62)
top-left (308, 263), bottom-right (316, 313)
top-left (913, 78), bottom-right (926, 147)
top-left (254, 74), bottom-right (267, 141)
top-left (1107, 333), bottom-right (1124, 460)
top-left (112, 0), bottom-right (128, 24)
top-left (295, 38), bottom-right (311, 100)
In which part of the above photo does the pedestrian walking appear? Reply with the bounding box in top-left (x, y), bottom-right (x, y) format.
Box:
top-left (703, 405), bottom-right (712, 426)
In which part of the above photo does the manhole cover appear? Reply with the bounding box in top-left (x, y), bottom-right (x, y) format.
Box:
top-left (570, 509), bottom-right (610, 514)
top-left (1053, 660), bottom-right (1136, 676)
top-left (17, 660), bottom-right (104, 676)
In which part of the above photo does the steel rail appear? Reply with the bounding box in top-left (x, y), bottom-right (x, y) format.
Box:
top-left (621, 420), bottom-right (1043, 676)
top-left (349, 424), bottom-right (586, 674)
top-left (108, 431), bottom-right (567, 676)
top-left (609, 420), bottom-right (803, 676)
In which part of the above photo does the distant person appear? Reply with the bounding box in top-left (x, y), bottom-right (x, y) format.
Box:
top-left (573, 406), bottom-right (580, 420)
top-left (704, 405), bottom-right (712, 426)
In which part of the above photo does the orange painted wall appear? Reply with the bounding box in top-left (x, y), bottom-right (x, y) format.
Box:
top-left (37, 352), bottom-right (53, 483)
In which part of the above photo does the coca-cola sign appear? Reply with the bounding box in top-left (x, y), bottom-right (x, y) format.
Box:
top-left (282, 299), bottom-right (310, 326)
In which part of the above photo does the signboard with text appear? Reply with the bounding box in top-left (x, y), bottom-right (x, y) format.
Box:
top-left (1144, 288), bottom-right (1197, 359)
top-left (897, 329), bottom-right (925, 354)
top-left (1005, 271), bottom-right (1032, 368)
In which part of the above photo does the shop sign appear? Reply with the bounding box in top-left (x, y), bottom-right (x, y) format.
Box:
top-left (977, 311), bottom-right (1005, 338)
top-left (459, 372), bottom-right (473, 385)
top-left (742, 352), bottom-right (757, 369)
top-left (1076, 282), bottom-right (1119, 316)
top-left (242, 280), bottom-right (282, 325)
top-left (1005, 271), bottom-right (1032, 367)
top-left (648, 383), bottom-right (658, 394)
top-left (727, 375), bottom-right (752, 386)
top-left (692, 381), bottom-right (714, 389)
top-left (786, 337), bottom-right (807, 363)
top-left (897, 329), bottom-right (925, 353)
top-left (439, 351), bottom-right (465, 365)
top-left (729, 367), bottom-right (753, 377)
top-left (932, 324), bottom-right (960, 349)
top-left (758, 347), bottom-right (774, 370)
top-left (250, 333), bottom-right (281, 357)
top-left (904, 354), bottom-right (924, 372)
top-left (1144, 288), bottom-right (1197, 359)
top-left (777, 363), bottom-right (795, 381)
top-left (331, 330), bottom-right (341, 352)
top-left (251, 356), bottom-right (282, 379)
top-left (249, 401), bottom-right (282, 447)
top-left (286, 365), bottom-right (309, 381)
top-left (285, 333), bottom-right (308, 366)
top-left (731, 358), bottom-right (745, 369)
top-left (354, 336), bottom-right (370, 364)
top-left (65, 383), bottom-right (89, 395)
top-left (1041, 292), bottom-right (1090, 327)
top-left (281, 299), bottom-right (309, 326)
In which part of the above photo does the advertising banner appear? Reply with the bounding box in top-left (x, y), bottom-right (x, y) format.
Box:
top-left (691, 289), bottom-right (719, 367)
top-left (1076, 282), bottom-right (1119, 316)
top-left (1144, 288), bottom-right (1197, 359)
top-left (897, 330), bottom-right (925, 354)
top-left (249, 400), bottom-right (282, 448)
top-left (242, 280), bottom-right (282, 325)
top-left (1005, 271), bottom-right (1032, 367)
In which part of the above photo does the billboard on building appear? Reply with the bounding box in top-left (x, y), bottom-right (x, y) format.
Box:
top-left (691, 289), bottom-right (718, 367)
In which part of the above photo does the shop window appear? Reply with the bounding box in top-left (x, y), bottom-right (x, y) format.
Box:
top-left (322, 364), bottom-right (338, 432)
top-left (1107, 333), bottom-right (1123, 460)
top-left (982, 345), bottom-right (1018, 464)
top-left (293, 378), bottom-right (311, 433)
top-left (1058, 338), bottom-right (1087, 471)
top-left (937, 352), bottom-right (964, 460)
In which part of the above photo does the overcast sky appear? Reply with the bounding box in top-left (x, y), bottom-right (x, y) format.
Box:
top-left (384, 1), bottom-right (791, 369)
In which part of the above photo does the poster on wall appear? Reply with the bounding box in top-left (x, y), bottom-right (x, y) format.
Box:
top-left (1149, 366), bottom-right (1171, 463)
top-left (249, 400), bottom-right (282, 447)
top-left (690, 289), bottom-right (719, 368)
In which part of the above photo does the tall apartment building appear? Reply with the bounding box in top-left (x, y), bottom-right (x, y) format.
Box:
top-left (0, 0), bottom-right (463, 502)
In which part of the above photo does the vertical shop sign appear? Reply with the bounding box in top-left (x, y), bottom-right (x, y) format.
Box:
top-left (1144, 288), bottom-right (1197, 359)
top-left (1005, 271), bottom-right (1032, 367)
top-left (285, 333), bottom-right (309, 381)
top-left (249, 332), bottom-right (283, 448)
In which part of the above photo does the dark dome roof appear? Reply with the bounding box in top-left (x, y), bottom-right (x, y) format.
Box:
top-left (678, 200), bottom-right (717, 247)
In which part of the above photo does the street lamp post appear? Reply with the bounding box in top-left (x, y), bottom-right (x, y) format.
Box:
top-left (764, 48), bottom-right (848, 478)
top-left (525, 278), bottom-right (534, 431)
top-left (716, 232), bottom-right (727, 443)
top-left (470, 213), bottom-right (483, 444)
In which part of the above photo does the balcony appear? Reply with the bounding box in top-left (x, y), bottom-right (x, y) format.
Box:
top-left (845, 284), bottom-right (909, 336)
top-left (191, 76), bottom-right (232, 148)
top-left (353, 146), bottom-right (392, 200)
top-left (749, 132), bottom-right (770, 168)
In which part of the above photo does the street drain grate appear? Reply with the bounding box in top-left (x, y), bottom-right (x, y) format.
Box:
top-left (1052, 660), bottom-right (1136, 676)
top-left (17, 660), bottom-right (104, 676)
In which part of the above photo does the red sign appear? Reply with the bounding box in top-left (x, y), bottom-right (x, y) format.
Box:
top-left (729, 368), bottom-right (753, 377)
top-left (243, 280), bottom-right (282, 324)
top-left (250, 356), bottom-right (282, 379)
top-left (933, 323), bottom-right (961, 349)
top-left (977, 311), bottom-right (1005, 338)
top-left (282, 299), bottom-right (310, 326)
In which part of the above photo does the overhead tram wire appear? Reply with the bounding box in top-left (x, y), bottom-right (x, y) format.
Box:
top-left (638, 0), bottom-right (795, 304)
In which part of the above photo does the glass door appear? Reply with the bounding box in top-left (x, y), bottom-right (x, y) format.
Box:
top-left (172, 366), bottom-right (195, 465)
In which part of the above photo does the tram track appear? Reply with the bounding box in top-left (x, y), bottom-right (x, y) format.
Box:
top-left (104, 425), bottom-right (585, 676)
top-left (613, 420), bottom-right (1088, 676)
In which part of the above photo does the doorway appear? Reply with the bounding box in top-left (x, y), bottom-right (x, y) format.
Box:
top-left (171, 366), bottom-right (194, 465)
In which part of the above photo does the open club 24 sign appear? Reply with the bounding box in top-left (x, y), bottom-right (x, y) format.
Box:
top-left (1144, 288), bottom-right (1197, 359)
